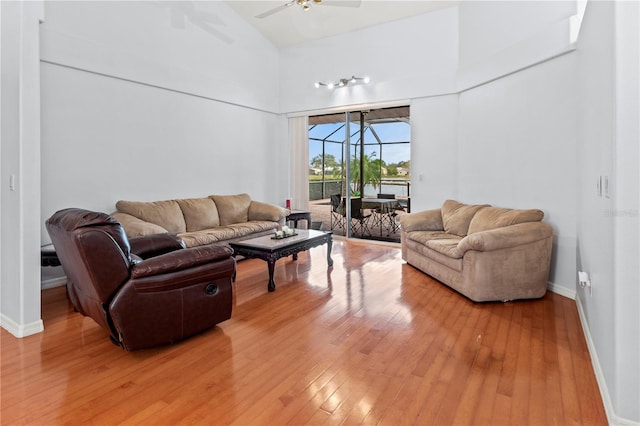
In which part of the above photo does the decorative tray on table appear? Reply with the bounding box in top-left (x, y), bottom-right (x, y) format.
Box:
top-left (271, 232), bottom-right (298, 240)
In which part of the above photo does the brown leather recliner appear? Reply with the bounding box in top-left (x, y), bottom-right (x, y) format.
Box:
top-left (46, 208), bottom-right (236, 350)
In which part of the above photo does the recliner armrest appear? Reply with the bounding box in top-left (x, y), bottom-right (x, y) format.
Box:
top-left (129, 234), bottom-right (185, 259)
top-left (131, 245), bottom-right (233, 279)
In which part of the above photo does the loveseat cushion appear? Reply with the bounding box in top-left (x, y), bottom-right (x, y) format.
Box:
top-left (425, 238), bottom-right (464, 259)
top-left (176, 197), bottom-right (220, 232)
top-left (400, 208), bottom-right (443, 232)
top-left (405, 230), bottom-right (461, 245)
top-left (441, 200), bottom-right (489, 237)
top-left (210, 194), bottom-right (251, 226)
top-left (116, 200), bottom-right (186, 234)
top-left (467, 206), bottom-right (544, 234)
top-left (404, 237), bottom-right (464, 272)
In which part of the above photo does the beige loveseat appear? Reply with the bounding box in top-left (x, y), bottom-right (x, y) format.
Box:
top-left (111, 193), bottom-right (287, 248)
top-left (400, 200), bottom-right (553, 302)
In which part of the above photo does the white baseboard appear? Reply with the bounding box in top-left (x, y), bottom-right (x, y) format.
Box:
top-left (547, 280), bottom-right (576, 299)
top-left (41, 276), bottom-right (66, 290)
top-left (0, 313), bottom-right (44, 338)
top-left (575, 294), bottom-right (639, 426)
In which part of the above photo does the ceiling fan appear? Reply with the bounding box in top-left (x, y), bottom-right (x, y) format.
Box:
top-left (255, 0), bottom-right (362, 19)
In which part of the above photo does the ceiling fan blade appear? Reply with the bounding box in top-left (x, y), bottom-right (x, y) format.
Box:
top-left (255, 2), bottom-right (295, 19)
top-left (321, 0), bottom-right (362, 7)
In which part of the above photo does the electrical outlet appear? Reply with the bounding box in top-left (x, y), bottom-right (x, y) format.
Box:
top-left (578, 271), bottom-right (592, 296)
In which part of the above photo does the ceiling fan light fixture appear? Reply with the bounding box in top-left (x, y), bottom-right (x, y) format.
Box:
top-left (255, 0), bottom-right (361, 19)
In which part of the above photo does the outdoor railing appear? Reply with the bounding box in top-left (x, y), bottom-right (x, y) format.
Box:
top-left (309, 179), bottom-right (411, 201)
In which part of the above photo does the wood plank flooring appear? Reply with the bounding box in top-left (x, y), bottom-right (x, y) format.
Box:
top-left (1, 239), bottom-right (607, 425)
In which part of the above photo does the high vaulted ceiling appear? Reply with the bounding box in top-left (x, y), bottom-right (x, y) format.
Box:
top-left (225, 0), bottom-right (459, 48)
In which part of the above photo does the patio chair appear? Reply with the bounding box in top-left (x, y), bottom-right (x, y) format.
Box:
top-left (350, 198), bottom-right (372, 237)
top-left (330, 194), bottom-right (345, 230)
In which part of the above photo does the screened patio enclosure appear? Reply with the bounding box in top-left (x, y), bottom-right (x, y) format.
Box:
top-left (308, 106), bottom-right (410, 242)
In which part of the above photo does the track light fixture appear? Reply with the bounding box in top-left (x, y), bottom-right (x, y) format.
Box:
top-left (314, 76), bottom-right (370, 89)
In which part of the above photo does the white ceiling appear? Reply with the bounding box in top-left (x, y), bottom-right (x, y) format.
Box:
top-left (225, 0), bottom-right (460, 48)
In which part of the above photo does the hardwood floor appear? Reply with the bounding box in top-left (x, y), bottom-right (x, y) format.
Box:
top-left (2, 239), bottom-right (607, 425)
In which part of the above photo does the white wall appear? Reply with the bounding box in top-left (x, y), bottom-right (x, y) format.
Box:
top-left (39, 0), bottom-right (289, 246)
top-left (457, 53), bottom-right (578, 290)
top-left (279, 6), bottom-right (459, 113)
top-left (409, 95), bottom-right (459, 212)
top-left (575, 2), bottom-right (617, 418)
top-left (576, 1), bottom-right (639, 422)
top-left (41, 1), bottom-right (280, 113)
top-left (0, 1), bottom-right (44, 337)
top-left (457, 0), bottom-right (576, 90)
top-left (613, 1), bottom-right (639, 420)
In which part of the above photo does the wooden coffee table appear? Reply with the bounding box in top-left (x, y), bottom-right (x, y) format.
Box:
top-left (229, 229), bottom-right (333, 292)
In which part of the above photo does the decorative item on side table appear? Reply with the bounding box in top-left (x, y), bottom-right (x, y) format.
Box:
top-left (272, 225), bottom-right (297, 239)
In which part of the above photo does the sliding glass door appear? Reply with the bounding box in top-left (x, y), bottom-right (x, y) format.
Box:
top-left (308, 106), bottom-right (411, 242)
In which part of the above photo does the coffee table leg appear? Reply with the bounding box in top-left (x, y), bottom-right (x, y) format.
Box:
top-left (267, 258), bottom-right (276, 292)
top-left (327, 236), bottom-right (334, 267)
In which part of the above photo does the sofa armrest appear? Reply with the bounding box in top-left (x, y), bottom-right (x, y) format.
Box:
top-left (111, 212), bottom-right (168, 237)
top-left (129, 234), bottom-right (185, 259)
top-left (248, 200), bottom-right (287, 223)
top-left (131, 245), bottom-right (233, 279)
top-left (457, 222), bottom-right (553, 254)
top-left (399, 208), bottom-right (443, 232)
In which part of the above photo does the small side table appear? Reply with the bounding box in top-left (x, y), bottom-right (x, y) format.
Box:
top-left (41, 244), bottom-right (61, 267)
top-left (286, 210), bottom-right (312, 229)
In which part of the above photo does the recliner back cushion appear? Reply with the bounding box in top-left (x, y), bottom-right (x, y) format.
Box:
top-left (210, 193), bottom-right (251, 226)
top-left (116, 200), bottom-right (186, 234)
top-left (441, 200), bottom-right (489, 237)
top-left (177, 197), bottom-right (220, 232)
top-left (468, 206), bottom-right (544, 234)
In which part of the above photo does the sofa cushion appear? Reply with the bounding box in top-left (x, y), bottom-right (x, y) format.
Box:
top-left (248, 200), bottom-right (286, 223)
top-left (468, 207), bottom-right (544, 234)
top-left (179, 221), bottom-right (278, 247)
top-left (176, 197), bottom-right (220, 232)
top-left (210, 194), bottom-right (251, 226)
top-left (111, 212), bottom-right (168, 237)
top-left (441, 200), bottom-right (489, 237)
top-left (116, 200), bottom-right (186, 234)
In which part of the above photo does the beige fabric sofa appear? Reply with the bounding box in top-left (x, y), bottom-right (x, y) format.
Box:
top-left (400, 200), bottom-right (553, 302)
top-left (111, 193), bottom-right (287, 248)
